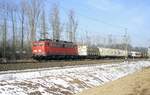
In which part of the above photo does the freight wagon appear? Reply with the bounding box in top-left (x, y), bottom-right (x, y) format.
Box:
top-left (98, 48), bottom-right (127, 58)
top-left (77, 45), bottom-right (99, 59)
top-left (128, 51), bottom-right (142, 58)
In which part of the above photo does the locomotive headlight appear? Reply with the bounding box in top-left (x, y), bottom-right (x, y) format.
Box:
top-left (38, 49), bottom-right (41, 52)
top-left (33, 50), bottom-right (37, 52)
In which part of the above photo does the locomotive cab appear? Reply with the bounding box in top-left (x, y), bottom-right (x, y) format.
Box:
top-left (32, 39), bottom-right (78, 60)
top-left (32, 41), bottom-right (49, 59)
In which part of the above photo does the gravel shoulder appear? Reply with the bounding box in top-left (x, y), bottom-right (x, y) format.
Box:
top-left (77, 67), bottom-right (150, 95)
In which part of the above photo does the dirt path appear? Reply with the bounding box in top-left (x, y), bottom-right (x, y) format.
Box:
top-left (77, 67), bottom-right (150, 95)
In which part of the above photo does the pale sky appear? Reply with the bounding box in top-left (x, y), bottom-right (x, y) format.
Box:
top-left (47, 0), bottom-right (150, 47)
top-left (13, 0), bottom-right (150, 47)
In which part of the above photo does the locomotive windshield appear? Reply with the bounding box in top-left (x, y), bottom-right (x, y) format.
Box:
top-left (33, 42), bottom-right (46, 46)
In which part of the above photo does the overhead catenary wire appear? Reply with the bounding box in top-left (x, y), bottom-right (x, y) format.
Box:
top-left (45, 0), bottom-right (128, 41)
top-left (57, 3), bottom-right (128, 46)
top-left (47, 0), bottom-right (125, 30)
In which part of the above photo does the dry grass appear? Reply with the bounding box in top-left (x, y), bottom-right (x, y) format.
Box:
top-left (77, 67), bottom-right (150, 95)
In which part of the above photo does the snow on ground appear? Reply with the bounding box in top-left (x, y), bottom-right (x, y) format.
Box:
top-left (0, 61), bottom-right (150, 95)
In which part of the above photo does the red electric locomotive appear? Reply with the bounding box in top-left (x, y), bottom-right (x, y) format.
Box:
top-left (32, 39), bottom-right (78, 60)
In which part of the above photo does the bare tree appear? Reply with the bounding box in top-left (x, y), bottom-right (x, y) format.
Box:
top-left (15, 0), bottom-right (28, 59)
top-left (40, 9), bottom-right (48, 39)
top-left (19, 0), bottom-right (26, 53)
top-left (67, 10), bottom-right (78, 42)
top-left (50, 4), bottom-right (62, 41)
top-left (85, 31), bottom-right (91, 46)
top-left (2, 14), bottom-right (7, 58)
top-left (25, 0), bottom-right (43, 46)
top-left (0, 1), bottom-right (9, 58)
top-left (8, 2), bottom-right (17, 59)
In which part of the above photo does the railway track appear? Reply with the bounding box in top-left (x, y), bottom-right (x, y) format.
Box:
top-left (0, 62), bottom-right (118, 75)
top-left (0, 58), bottom-right (147, 64)
top-left (0, 60), bottom-right (146, 78)
top-left (0, 58), bottom-right (148, 71)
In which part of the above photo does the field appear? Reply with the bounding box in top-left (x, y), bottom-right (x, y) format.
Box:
top-left (77, 67), bottom-right (150, 95)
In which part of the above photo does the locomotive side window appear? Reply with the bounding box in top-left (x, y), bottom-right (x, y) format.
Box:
top-left (52, 43), bottom-right (60, 48)
top-left (65, 44), bottom-right (69, 48)
top-left (66, 44), bottom-right (73, 48)
top-left (45, 43), bottom-right (49, 46)
top-left (33, 42), bottom-right (47, 46)
top-left (63, 44), bottom-right (65, 48)
top-left (49, 43), bottom-right (52, 46)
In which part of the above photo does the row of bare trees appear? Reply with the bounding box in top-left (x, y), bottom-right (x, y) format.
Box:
top-left (0, 0), bottom-right (78, 60)
top-left (0, 0), bottom-right (146, 61)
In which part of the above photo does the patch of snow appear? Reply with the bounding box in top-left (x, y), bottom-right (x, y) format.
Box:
top-left (0, 61), bottom-right (150, 95)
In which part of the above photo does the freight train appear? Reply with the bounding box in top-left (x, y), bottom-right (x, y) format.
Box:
top-left (32, 39), bottom-right (144, 60)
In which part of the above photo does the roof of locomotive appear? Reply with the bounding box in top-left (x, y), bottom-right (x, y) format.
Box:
top-left (37, 39), bottom-right (75, 44)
